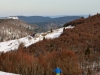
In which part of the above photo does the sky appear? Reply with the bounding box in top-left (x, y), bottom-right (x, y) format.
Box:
top-left (0, 0), bottom-right (100, 17)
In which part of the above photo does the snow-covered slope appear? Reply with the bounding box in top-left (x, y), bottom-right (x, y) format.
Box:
top-left (0, 26), bottom-right (74, 53)
top-left (0, 71), bottom-right (20, 75)
top-left (7, 16), bottom-right (19, 19)
top-left (1, 16), bottom-right (19, 19)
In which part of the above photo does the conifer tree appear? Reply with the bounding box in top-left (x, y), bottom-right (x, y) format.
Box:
top-left (43, 37), bottom-right (45, 40)
top-left (50, 28), bottom-right (53, 32)
top-left (63, 27), bottom-right (65, 32)
top-left (85, 47), bottom-right (90, 57)
top-left (87, 68), bottom-right (92, 75)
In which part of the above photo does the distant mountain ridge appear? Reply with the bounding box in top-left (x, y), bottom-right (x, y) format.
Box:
top-left (17, 16), bottom-right (81, 23)
top-left (17, 16), bottom-right (80, 33)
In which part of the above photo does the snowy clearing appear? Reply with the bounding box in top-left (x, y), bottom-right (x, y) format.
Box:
top-left (0, 25), bottom-right (74, 53)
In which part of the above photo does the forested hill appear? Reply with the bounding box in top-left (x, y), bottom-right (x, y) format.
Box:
top-left (61, 13), bottom-right (100, 51)
top-left (24, 13), bottom-right (100, 74)
top-left (0, 19), bottom-right (35, 42)
top-left (64, 13), bottom-right (100, 27)
top-left (18, 16), bottom-right (80, 23)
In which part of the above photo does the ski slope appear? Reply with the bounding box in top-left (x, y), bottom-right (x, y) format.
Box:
top-left (0, 26), bottom-right (74, 53)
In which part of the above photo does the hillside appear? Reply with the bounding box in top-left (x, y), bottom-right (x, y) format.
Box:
top-left (0, 14), bottom-right (100, 75)
top-left (25, 14), bottom-right (100, 55)
top-left (0, 19), bottom-right (35, 42)
top-left (21, 14), bottom-right (100, 75)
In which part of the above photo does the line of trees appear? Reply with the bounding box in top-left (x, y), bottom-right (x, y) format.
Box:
top-left (0, 48), bottom-right (81, 75)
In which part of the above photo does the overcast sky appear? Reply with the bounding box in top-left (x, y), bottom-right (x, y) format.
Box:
top-left (0, 0), bottom-right (100, 17)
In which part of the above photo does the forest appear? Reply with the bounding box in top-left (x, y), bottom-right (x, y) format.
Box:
top-left (0, 13), bottom-right (100, 75)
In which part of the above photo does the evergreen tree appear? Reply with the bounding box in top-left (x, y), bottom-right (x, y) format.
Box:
top-left (43, 37), bottom-right (45, 40)
top-left (97, 12), bottom-right (99, 15)
top-left (85, 47), bottom-right (90, 57)
top-left (87, 68), bottom-right (92, 75)
top-left (88, 15), bottom-right (91, 18)
top-left (63, 27), bottom-right (65, 32)
top-left (50, 28), bottom-right (53, 32)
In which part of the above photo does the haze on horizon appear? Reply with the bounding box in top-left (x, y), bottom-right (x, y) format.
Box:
top-left (0, 0), bottom-right (100, 17)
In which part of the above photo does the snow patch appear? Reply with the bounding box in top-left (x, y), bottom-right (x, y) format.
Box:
top-left (7, 16), bottom-right (19, 19)
top-left (0, 71), bottom-right (20, 75)
top-left (0, 16), bottom-right (18, 19)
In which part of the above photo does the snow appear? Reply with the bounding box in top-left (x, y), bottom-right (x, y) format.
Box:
top-left (7, 17), bottom-right (18, 19)
top-left (0, 17), bottom-right (18, 19)
top-left (0, 25), bottom-right (74, 53)
top-left (0, 71), bottom-right (20, 75)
